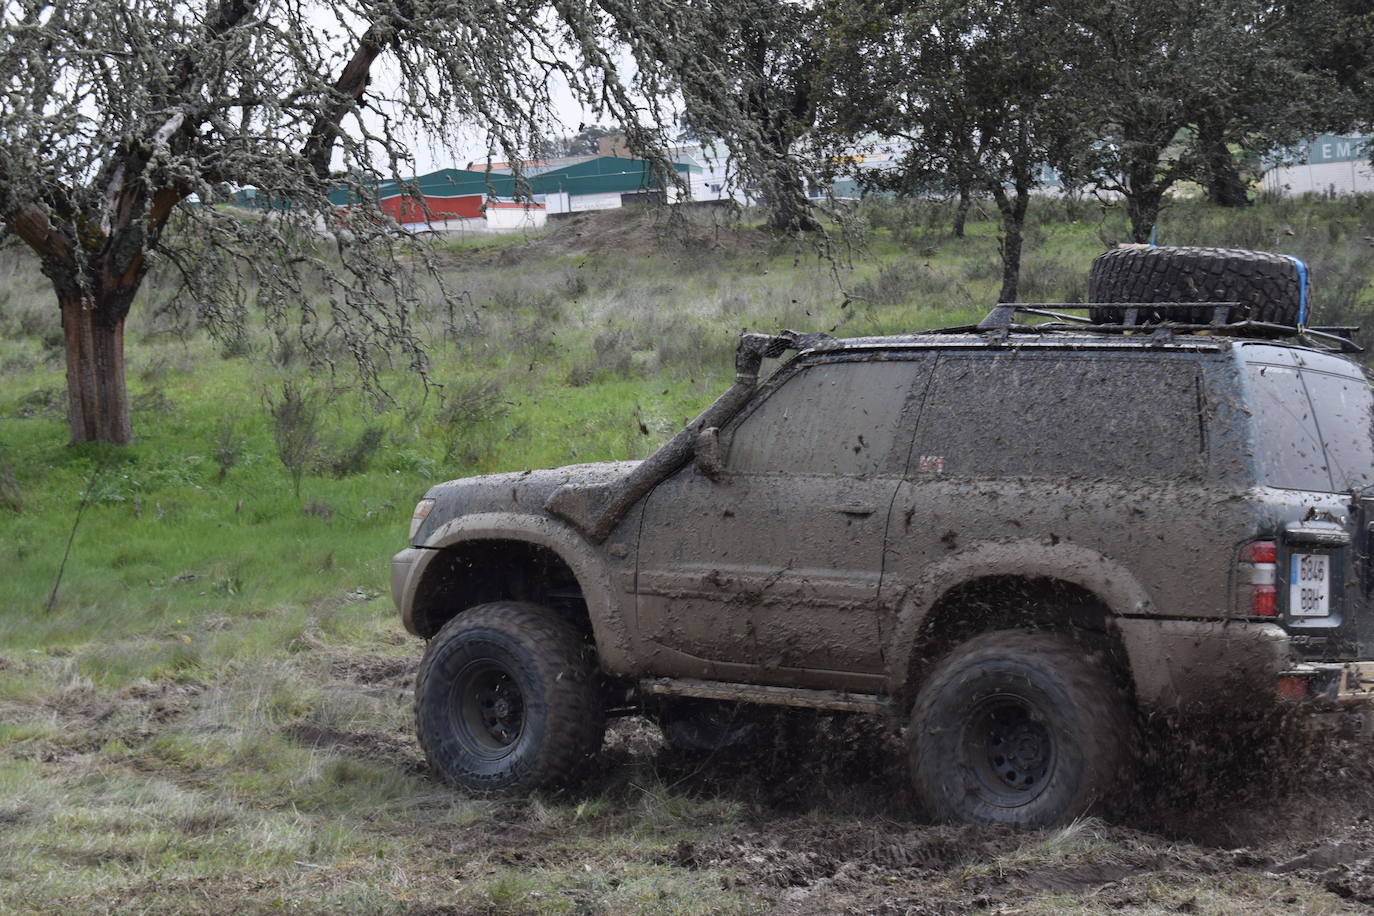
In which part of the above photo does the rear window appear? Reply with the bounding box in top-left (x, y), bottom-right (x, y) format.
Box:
top-left (1247, 364), bottom-right (1374, 492)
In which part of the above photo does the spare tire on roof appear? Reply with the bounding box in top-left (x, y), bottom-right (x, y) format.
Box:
top-left (1087, 245), bottom-right (1309, 327)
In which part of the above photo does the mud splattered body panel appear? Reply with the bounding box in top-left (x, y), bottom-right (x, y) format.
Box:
top-left (635, 357), bottom-right (931, 691)
top-left (397, 330), bottom-right (1374, 712)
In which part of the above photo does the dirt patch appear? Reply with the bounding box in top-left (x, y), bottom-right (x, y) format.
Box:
top-left (326, 654), bottom-right (416, 687)
top-left (284, 722), bottom-right (427, 774)
top-left (678, 822), bottom-right (1019, 887)
top-left (16, 671), bottom-right (1374, 915)
top-left (15, 679), bottom-right (203, 763)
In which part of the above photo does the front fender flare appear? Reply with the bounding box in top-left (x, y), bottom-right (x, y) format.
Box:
top-left (400, 512), bottom-right (631, 674)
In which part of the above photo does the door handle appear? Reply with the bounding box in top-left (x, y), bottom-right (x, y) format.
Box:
top-left (828, 504), bottom-right (876, 517)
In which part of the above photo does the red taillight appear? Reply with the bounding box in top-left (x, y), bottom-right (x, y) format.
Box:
top-left (1238, 540), bottom-right (1279, 618)
top-left (1276, 675), bottom-right (1309, 700)
top-left (1251, 585), bottom-right (1277, 617)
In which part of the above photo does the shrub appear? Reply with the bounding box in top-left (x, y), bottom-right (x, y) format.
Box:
top-left (326, 426), bottom-right (386, 477)
top-left (268, 380), bottom-right (321, 498)
top-left (301, 497), bottom-right (333, 520)
top-left (1017, 259), bottom-right (1083, 303)
top-left (13, 386), bottom-right (66, 419)
top-left (212, 418), bottom-right (243, 482)
top-left (131, 386), bottom-right (175, 414)
top-left (852, 264), bottom-right (923, 307)
top-left (436, 376), bottom-right (510, 465)
top-left (0, 449), bottom-right (21, 513)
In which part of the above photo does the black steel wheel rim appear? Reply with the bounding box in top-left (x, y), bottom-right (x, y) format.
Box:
top-left (451, 659), bottom-right (526, 757)
top-left (963, 693), bottom-right (1055, 806)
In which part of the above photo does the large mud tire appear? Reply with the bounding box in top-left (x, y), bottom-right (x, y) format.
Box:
top-left (908, 630), bottom-right (1132, 827)
top-left (415, 601), bottom-right (605, 794)
top-left (1087, 245), bottom-right (1307, 325)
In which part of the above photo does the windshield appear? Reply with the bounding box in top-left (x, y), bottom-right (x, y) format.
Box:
top-left (1248, 363), bottom-right (1374, 492)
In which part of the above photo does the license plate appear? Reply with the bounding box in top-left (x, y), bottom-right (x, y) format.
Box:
top-left (1290, 553), bottom-right (1330, 617)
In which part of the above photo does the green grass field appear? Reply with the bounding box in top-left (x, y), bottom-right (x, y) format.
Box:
top-left (3, 197), bottom-right (1374, 914)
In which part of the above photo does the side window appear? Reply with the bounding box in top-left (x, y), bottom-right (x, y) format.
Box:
top-left (727, 359), bottom-right (922, 476)
top-left (1247, 364), bottom-right (1331, 491)
top-left (914, 354), bottom-right (1204, 478)
top-left (1302, 369), bottom-right (1374, 492)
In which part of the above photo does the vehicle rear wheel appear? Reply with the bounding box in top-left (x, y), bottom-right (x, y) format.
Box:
top-left (415, 601), bottom-right (605, 794)
top-left (908, 630), bottom-right (1132, 827)
top-left (1087, 245), bottom-right (1308, 326)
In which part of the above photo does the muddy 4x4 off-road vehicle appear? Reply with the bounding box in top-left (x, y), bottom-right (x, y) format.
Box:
top-left (392, 245), bottom-right (1374, 826)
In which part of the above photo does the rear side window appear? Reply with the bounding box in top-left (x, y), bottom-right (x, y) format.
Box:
top-left (913, 354), bottom-right (1205, 478)
top-left (1305, 370), bottom-right (1374, 492)
top-left (1248, 363), bottom-right (1374, 492)
top-left (727, 358), bottom-right (922, 476)
top-left (1246, 365), bottom-right (1330, 491)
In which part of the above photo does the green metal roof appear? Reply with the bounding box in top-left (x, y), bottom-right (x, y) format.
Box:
top-left (377, 168), bottom-right (518, 199)
top-left (239, 158), bottom-right (693, 210)
top-left (528, 157), bottom-right (691, 197)
top-left (325, 169), bottom-right (518, 206)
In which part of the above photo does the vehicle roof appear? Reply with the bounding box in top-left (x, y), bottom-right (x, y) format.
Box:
top-left (807, 331), bottom-right (1234, 353)
top-left (803, 331), bottom-right (1360, 362)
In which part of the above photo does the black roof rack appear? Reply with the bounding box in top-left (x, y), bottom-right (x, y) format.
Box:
top-left (938, 303), bottom-right (1364, 355)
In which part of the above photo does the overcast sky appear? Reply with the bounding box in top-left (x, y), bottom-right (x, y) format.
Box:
top-left (366, 44), bottom-right (609, 177)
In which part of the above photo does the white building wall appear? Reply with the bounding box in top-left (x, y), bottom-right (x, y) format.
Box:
top-left (485, 206), bottom-right (547, 231)
top-left (568, 192), bottom-right (624, 212)
top-left (542, 191), bottom-right (572, 214)
top-left (1264, 134), bottom-right (1374, 195)
top-left (671, 141), bottom-right (750, 203)
top-left (401, 217), bottom-right (485, 234)
top-left (1265, 159), bottom-right (1374, 195)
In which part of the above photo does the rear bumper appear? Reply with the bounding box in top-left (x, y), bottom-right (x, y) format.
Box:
top-left (1117, 618), bottom-right (1291, 710)
top-left (1280, 661), bottom-right (1374, 704)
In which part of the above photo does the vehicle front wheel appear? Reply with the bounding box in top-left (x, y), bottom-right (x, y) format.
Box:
top-left (415, 601), bottom-right (605, 794)
top-left (908, 630), bottom-right (1132, 827)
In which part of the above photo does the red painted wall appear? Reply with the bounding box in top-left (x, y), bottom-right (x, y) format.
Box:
top-left (380, 194), bottom-right (484, 223)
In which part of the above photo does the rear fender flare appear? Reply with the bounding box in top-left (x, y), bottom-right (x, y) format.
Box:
top-left (885, 539), bottom-right (1154, 696)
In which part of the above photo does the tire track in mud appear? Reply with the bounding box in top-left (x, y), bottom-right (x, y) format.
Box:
top-left (680, 819), bottom-right (1374, 914)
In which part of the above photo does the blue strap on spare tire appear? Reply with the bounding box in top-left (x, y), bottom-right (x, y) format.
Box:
top-left (1281, 255), bottom-right (1309, 326)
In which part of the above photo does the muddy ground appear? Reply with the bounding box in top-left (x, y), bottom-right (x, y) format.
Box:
top-left (592, 708), bottom-right (1374, 916)
top-left (10, 647), bottom-right (1374, 915)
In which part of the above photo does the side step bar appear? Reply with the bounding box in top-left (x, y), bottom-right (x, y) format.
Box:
top-left (640, 677), bottom-right (891, 714)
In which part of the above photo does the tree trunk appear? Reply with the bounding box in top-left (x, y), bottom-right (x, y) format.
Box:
top-left (991, 185), bottom-right (1029, 303)
top-left (60, 297), bottom-right (131, 445)
top-left (1125, 184), bottom-right (1164, 244)
top-left (1198, 119), bottom-right (1250, 208)
top-left (952, 184), bottom-right (972, 238)
top-left (763, 160), bottom-right (820, 233)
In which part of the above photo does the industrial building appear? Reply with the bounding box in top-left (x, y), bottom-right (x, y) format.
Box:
top-left (1264, 134), bottom-right (1374, 196)
top-left (318, 156), bottom-right (693, 232)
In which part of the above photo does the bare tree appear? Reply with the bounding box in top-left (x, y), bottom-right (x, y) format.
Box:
top-left (0, 0), bottom-right (693, 444)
